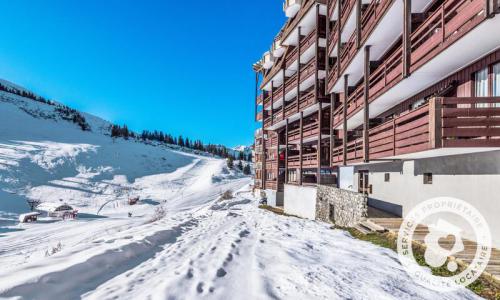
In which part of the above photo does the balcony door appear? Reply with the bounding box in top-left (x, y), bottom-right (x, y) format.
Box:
top-left (494, 63), bottom-right (500, 97)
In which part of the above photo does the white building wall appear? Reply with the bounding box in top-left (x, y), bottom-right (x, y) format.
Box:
top-left (283, 184), bottom-right (317, 220)
top-left (357, 151), bottom-right (500, 248)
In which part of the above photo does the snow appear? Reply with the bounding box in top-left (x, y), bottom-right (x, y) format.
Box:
top-left (0, 89), bottom-right (482, 299)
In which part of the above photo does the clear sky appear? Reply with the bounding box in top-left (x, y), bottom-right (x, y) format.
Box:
top-left (0, 1), bottom-right (285, 147)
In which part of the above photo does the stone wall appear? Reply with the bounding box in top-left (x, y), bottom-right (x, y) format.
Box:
top-left (316, 185), bottom-right (367, 227)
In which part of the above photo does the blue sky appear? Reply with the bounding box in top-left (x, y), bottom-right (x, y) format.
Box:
top-left (0, 1), bottom-right (285, 147)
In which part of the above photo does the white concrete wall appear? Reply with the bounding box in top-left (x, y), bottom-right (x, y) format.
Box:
top-left (339, 166), bottom-right (355, 191)
top-left (358, 151), bottom-right (500, 248)
top-left (264, 190), bottom-right (283, 207)
top-left (284, 184), bottom-right (317, 220)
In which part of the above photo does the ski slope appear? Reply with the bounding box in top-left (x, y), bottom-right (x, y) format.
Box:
top-left (0, 89), bottom-right (481, 299)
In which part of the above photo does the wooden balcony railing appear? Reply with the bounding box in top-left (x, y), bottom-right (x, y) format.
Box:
top-left (340, 0), bottom-right (356, 29)
top-left (257, 94), bottom-right (264, 105)
top-left (340, 31), bottom-right (357, 72)
top-left (263, 94), bottom-right (272, 110)
top-left (327, 0), bottom-right (337, 20)
top-left (285, 73), bottom-right (299, 94)
top-left (440, 97), bottom-right (500, 147)
top-left (274, 110), bottom-right (284, 123)
top-left (410, 0), bottom-right (485, 72)
top-left (285, 100), bottom-right (298, 118)
top-left (286, 46), bottom-right (299, 69)
top-left (299, 90), bottom-right (317, 110)
top-left (331, 138), bottom-right (363, 165)
top-left (346, 84), bottom-right (364, 115)
top-left (328, 0), bottom-right (486, 112)
top-left (265, 180), bottom-right (277, 190)
top-left (300, 29), bottom-right (318, 52)
top-left (328, 23), bottom-right (339, 56)
top-left (288, 121), bottom-right (320, 142)
top-left (288, 153), bottom-right (318, 168)
top-left (369, 45), bottom-right (403, 101)
top-left (256, 111), bottom-right (263, 122)
top-left (360, 0), bottom-right (392, 45)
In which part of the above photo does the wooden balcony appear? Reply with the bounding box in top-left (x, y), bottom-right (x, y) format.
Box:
top-left (285, 73), bottom-right (298, 94)
top-left (265, 180), bottom-right (278, 190)
top-left (285, 46), bottom-right (299, 69)
top-left (268, 133), bottom-right (279, 148)
top-left (284, 100), bottom-right (299, 118)
top-left (410, 0), bottom-right (485, 72)
top-left (257, 93), bottom-right (264, 105)
top-left (327, 0), bottom-right (337, 20)
top-left (440, 97), bottom-right (500, 147)
top-left (339, 31), bottom-right (357, 72)
top-left (332, 97), bottom-right (500, 165)
top-left (359, 0), bottom-right (393, 45)
top-left (256, 111), bottom-right (263, 122)
top-left (274, 110), bottom-right (284, 123)
top-left (288, 121), bottom-right (320, 142)
top-left (329, 0), bottom-right (485, 113)
top-left (331, 138), bottom-right (363, 165)
top-left (369, 45), bottom-right (403, 101)
top-left (288, 153), bottom-right (318, 168)
top-left (327, 23), bottom-right (339, 56)
top-left (340, 0), bottom-right (356, 30)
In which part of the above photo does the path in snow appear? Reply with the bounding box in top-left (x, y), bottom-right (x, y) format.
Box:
top-left (1, 159), bottom-right (481, 299)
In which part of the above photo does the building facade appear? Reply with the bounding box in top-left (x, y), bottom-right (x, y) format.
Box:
top-left (253, 0), bottom-right (500, 243)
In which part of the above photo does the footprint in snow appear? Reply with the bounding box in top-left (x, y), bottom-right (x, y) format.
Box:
top-left (216, 268), bottom-right (227, 278)
top-left (196, 282), bottom-right (204, 293)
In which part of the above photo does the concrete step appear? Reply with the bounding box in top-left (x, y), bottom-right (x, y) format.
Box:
top-left (360, 220), bottom-right (385, 232)
top-left (353, 223), bottom-right (371, 235)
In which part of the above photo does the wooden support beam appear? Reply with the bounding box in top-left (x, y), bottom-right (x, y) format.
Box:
top-left (285, 119), bottom-right (289, 184)
top-left (330, 93), bottom-right (335, 166)
top-left (282, 68), bottom-right (286, 117)
top-left (403, 0), bottom-right (412, 78)
top-left (325, 8), bottom-right (330, 82)
top-left (315, 4), bottom-right (320, 104)
top-left (336, 0), bottom-right (342, 78)
top-left (363, 46), bottom-right (370, 163)
top-left (355, 0), bottom-right (362, 49)
top-left (317, 101), bottom-right (323, 185)
top-left (296, 27), bottom-right (302, 111)
top-left (429, 97), bottom-right (443, 149)
top-left (343, 75), bottom-right (349, 165)
top-left (299, 112), bottom-right (304, 185)
top-left (271, 81), bottom-right (274, 125)
top-left (254, 72), bottom-right (259, 122)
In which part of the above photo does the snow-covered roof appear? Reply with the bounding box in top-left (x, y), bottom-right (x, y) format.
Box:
top-left (36, 202), bottom-right (74, 213)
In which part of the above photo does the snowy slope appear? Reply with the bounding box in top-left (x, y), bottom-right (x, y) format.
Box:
top-left (0, 89), bottom-right (480, 299)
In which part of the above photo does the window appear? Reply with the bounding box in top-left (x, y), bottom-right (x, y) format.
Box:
top-left (494, 62), bottom-right (500, 97)
top-left (475, 67), bottom-right (489, 97)
top-left (384, 173), bottom-right (390, 182)
top-left (423, 173), bottom-right (433, 185)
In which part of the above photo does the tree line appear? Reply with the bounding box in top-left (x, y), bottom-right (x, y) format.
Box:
top-left (110, 124), bottom-right (252, 161)
top-left (0, 82), bottom-right (53, 105)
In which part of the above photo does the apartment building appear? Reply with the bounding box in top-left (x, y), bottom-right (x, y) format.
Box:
top-left (253, 0), bottom-right (500, 242)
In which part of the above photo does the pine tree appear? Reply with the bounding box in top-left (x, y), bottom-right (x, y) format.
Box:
top-left (243, 164), bottom-right (251, 175)
top-left (237, 160), bottom-right (243, 171)
top-left (227, 156), bottom-right (234, 169)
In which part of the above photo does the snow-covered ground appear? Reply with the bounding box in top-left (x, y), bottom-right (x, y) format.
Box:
top-left (0, 89), bottom-right (481, 299)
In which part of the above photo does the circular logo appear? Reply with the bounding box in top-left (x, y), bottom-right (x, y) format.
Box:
top-left (397, 197), bottom-right (492, 292)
